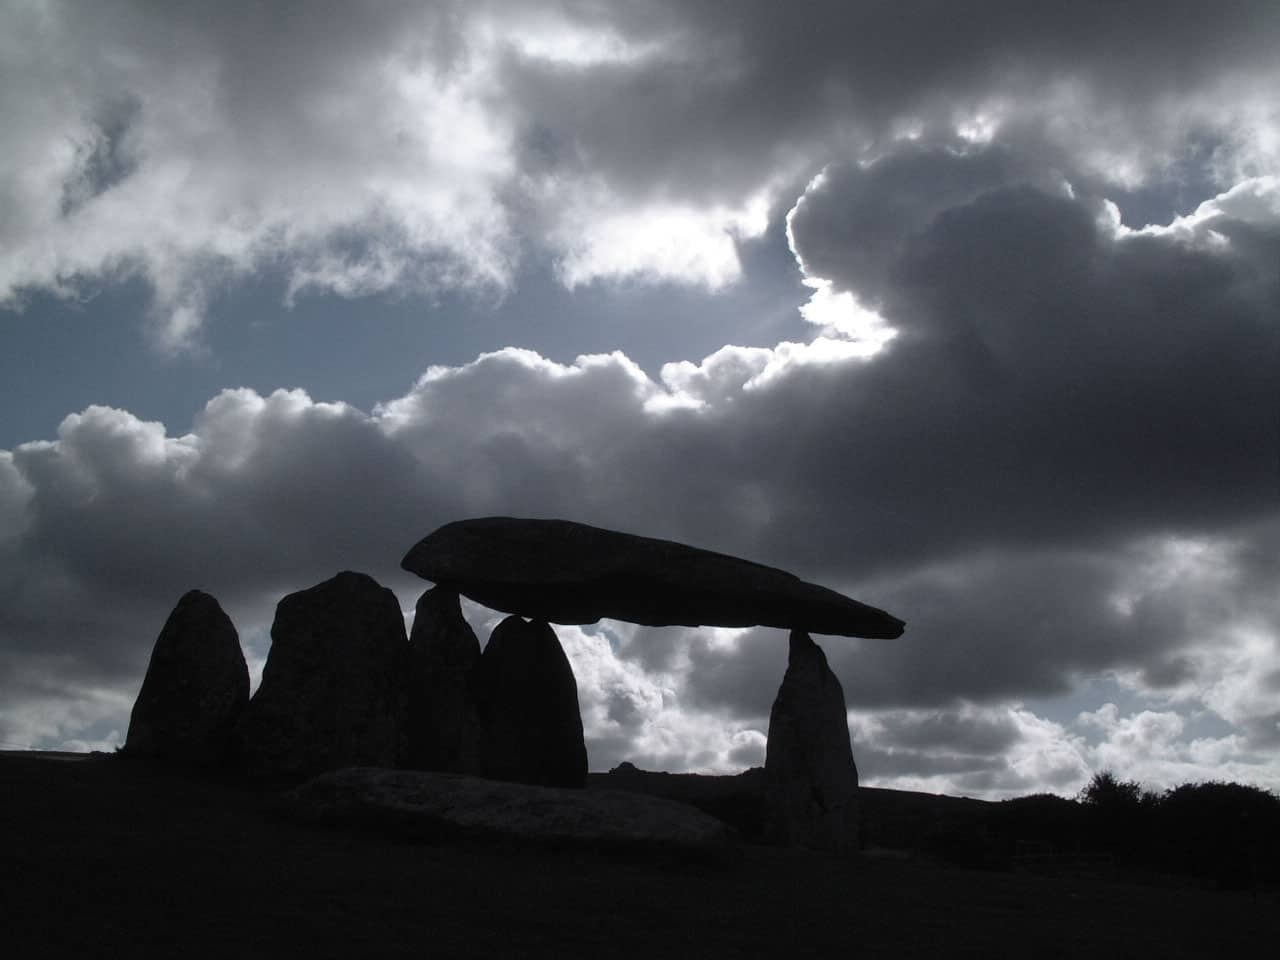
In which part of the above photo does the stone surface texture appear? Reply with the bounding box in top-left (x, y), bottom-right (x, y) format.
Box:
top-left (406, 587), bottom-right (482, 773)
top-left (237, 571), bottom-right (407, 777)
top-left (285, 767), bottom-right (738, 853)
top-left (401, 517), bottom-right (904, 639)
top-left (764, 630), bottom-right (859, 850)
top-left (125, 590), bottom-right (248, 765)
top-left (475, 616), bottom-right (588, 789)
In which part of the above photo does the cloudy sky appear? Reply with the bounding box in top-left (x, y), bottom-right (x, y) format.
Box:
top-left (3, 0), bottom-right (1279, 799)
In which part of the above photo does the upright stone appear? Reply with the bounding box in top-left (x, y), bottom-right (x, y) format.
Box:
top-left (238, 571), bottom-right (407, 777)
top-left (764, 630), bottom-right (858, 850)
top-left (406, 587), bottom-right (482, 773)
top-left (475, 616), bottom-right (587, 789)
top-left (125, 590), bottom-right (248, 766)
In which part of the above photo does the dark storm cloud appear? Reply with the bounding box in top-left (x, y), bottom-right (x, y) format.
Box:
top-left (58, 96), bottom-right (142, 218)
top-left (774, 159), bottom-right (1279, 576)
top-left (501, 0), bottom-right (1280, 203)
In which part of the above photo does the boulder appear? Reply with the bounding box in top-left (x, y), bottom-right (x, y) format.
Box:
top-left (593, 763), bottom-right (769, 841)
top-left (764, 630), bottom-right (859, 850)
top-left (405, 587), bottom-right (482, 773)
top-left (401, 517), bottom-right (904, 638)
top-left (284, 768), bottom-right (738, 854)
top-left (237, 571), bottom-right (407, 777)
top-left (124, 590), bottom-right (248, 765)
top-left (474, 616), bottom-right (587, 788)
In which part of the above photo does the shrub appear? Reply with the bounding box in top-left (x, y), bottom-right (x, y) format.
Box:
top-left (1078, 770), bottom-right (1145, 809)
top-left (1153, 781), bottom-right (1280, 886)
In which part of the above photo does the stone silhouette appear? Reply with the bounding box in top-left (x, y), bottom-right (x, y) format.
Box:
top-left (401, 517), bottom-right (904, 639)
top-left (237, 571), bottom-right (408, 778)
top-left (286, 767), bottom-right (737, 853)
top-left (125, 590), bottom-right (248, 766)
top-left (474, 616), bottom-right (587, 789)
top-left (764, 630), bottom-right (859, 850)
top-left (405, 587), bottom-right (482, 773)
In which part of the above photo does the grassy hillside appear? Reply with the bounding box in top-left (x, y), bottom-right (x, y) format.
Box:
top-left (4, 752), bottom-right (1276, 958)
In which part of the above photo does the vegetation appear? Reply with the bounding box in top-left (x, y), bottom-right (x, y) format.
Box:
top-left (7, 752), bottom-right (1277, 957)
top-left (912, 770), bottom-right (1280, 888)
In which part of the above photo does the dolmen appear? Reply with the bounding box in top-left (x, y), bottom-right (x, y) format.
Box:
top-left (473, 615), bottom-right (587, 787)
top-left (405, 590), bottom-right (586, 789)
top-left (237, 571), bottom-right (409, 777)
top-left (401, 517), bottom-right (904, 848)
top-left (285, 767), bottom-right (736, 855)
top-left (401, 517), bottom-right (904, 638)
top-left (124, 589), bottom-right (248, 767)
top-left (405, 587), bottom-right (483, 774)
top-left (124, 516), bottom-right (903, 852)
top-left (764, 630), bottom-right (860, 850)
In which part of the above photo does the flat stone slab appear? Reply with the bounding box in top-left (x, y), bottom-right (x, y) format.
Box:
top-left (401, 517), bottom-right (904, 639)
top-left (284, 767), bottom-right (738, 853)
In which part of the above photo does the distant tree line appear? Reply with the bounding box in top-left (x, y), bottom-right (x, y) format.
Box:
top-left (911, 771), bottom-right (1280, 888)
top-left (1069, 771), bottom-right (1280, 887)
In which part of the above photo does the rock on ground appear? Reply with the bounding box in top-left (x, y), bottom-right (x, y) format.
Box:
top-left (764, 630), bottom-right (859, 850)
top-left (475, 616), bottom-right (587, 789)
top-left (401, 516), bottom-right (904, 638)
top-left (125, 590), bottom-right (248, 766)
top-left (405, 587), bottom-right (482, 773)
top-left (284, 767), bottom-right (738, 854)
top-left (237, 571), bottom-right (407, 777)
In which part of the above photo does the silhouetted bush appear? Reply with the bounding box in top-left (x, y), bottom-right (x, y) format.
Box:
top-left (916, 774), bottom-right (1280, 887)
top-left (1069, 772), bottom-right (1280, 887)
top-left (1079, 770), bottom-right (1145, 809)
top-left (1078, 771), bottom-right (1158, 857)
top-left (1152, 781), bottom-right (1280, 887)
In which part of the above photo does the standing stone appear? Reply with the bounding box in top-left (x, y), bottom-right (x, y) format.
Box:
top-left (764, 630), bottom-right (859, 850)
top-left (406, 587), bottom-right (482, 773)
top-left (475, 616), bottom-right (587, 789)
top-left (125, 590), bottom-right (248, 766)
top-left (238, 571), bottom-right (407, 778)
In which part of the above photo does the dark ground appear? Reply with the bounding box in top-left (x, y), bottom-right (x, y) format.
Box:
top-left (3, 752), bottom-right (1276, 958)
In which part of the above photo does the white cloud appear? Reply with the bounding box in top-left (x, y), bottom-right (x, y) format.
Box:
top-left (0, 3), bottom-right (788, 346)
top-left (1075, 701), bottom-right (1279, 792)
top-left (0, 3), bottom-right (522, 347)
top-left (851, 704), bottom-right (1091, 799)
top-left (547, 184), bottom-right (772, 290)
top-left (796, 279), bottom-right (896, 355)
top-left (10, 1), bottom-right (1277, 349)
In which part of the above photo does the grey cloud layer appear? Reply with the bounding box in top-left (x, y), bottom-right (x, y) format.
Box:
top-left (3, 1), bottom-right (1279, 791)
top-left (3, 146), bottom-right (1277, 778)
top-left (4, 1), bottom-right (1279, 342)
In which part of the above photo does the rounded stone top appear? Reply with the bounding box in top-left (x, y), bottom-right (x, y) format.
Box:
top-left (402, 517), bottom-right (904, 639)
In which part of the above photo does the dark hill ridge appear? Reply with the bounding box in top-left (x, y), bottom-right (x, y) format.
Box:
top-left (590, 763), bottom-right (989, 848)
top-left (401, 517), bottom-right (905, 638)
top-left (4, 751), bottom-right (1276, 959)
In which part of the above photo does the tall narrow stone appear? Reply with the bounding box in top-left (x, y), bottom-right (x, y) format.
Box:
top-left (237, 571), bottom-right (407, 778)
top-left (764, 630), bottom-right (858, 850)
top-left (125, 590), bottom-right (248, 766)
top-left (406, 587), bottom-right (482, 773)
top-left (475, 616), bottom-right (587, 788)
